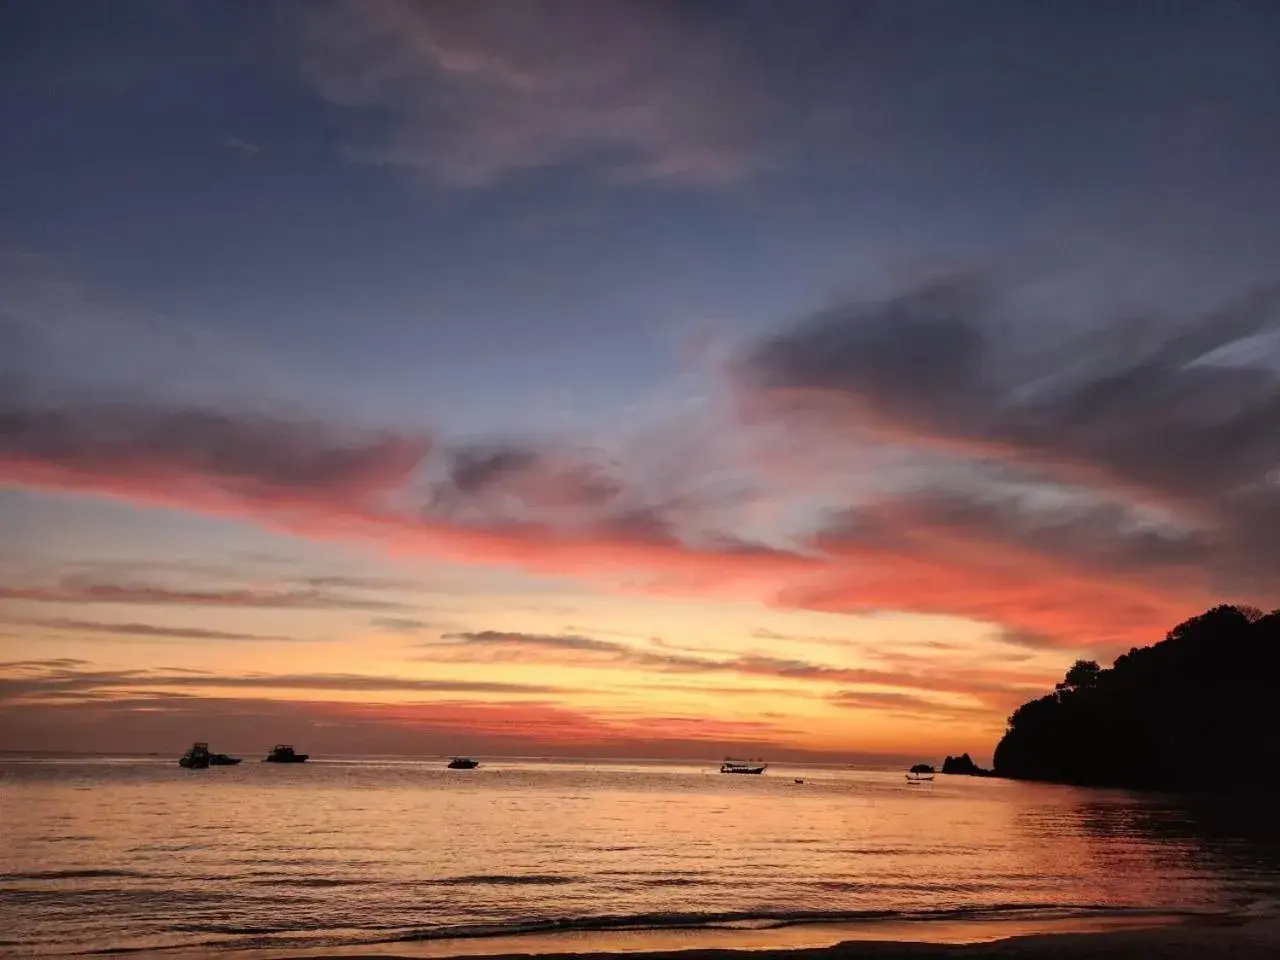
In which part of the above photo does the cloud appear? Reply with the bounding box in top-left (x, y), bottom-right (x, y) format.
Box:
top-left (302, 574), bottom-right (422, 591)
top-left (828, 689), bottom-right (993, 720)
top-left (0, 392), bottom-right (818, 597)
top-left (434, 442), bottom-right (623, 514)
top-left (171, 673), bottom-right (567, 695)
top-left (221, 136), bottom-right (260, 155)
top-left (7, 274), bottom-right (1280, 659)
top-left (0, 393), bottom-right (430, 506)
top-left (292, 0), bottom-right (770, 185)
top-left (417, 628), bottom-right (1052, 710)
top-left (3, 617), bottom-right (314, 644)
top-left (742, 277), bottom-right (1280, 538)
top-left (442, 629), bottom-right (627, 656)
top-left (750, 627), bottom-right (857, 648)
top-left (736, 276), bottom-right (1280, 643)
top-left (370, 616), bottom-right (452, 634)
top-left (775, 489), bottom-right (1211, 650)
top-left (0, 662), bottom-right (572, 704)
top-left (0, 577), bottom-right (413, 610)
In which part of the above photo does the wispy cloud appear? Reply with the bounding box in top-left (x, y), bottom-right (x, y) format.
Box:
top-left (730, 276), bottom-right (1280, 645)
top-left (370, 616), bottom-right (456, 634)
top-left (292, 0), bottom-right (771, 185)
top-left (828, 689), bottom-right (995, 723)
top-left (0, 577), bottom-right (413, 610)
top-left (0, 662), bottom-right (820, 759)
top-left (419, 629), bottom-right (1052, 711)
top-left (741, 276), bottom-right (1280, 544)
top-left (0, 662), bottom-right (573, 704)
top-left (220, 136), bottom-right (260, 155)
top-left (0, 390), bottom-right (817, 597)
top-left (4, 617), bottom-right (315, 644)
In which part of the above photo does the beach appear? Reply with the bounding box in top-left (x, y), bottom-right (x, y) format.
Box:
top-left (289, 917), bottom-right (1280, 960)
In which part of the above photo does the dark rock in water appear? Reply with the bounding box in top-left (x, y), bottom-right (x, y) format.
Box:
top-left (992, 604), bottom-right (1280, 793)
top-left (941, 753), bottom-right (992, 776)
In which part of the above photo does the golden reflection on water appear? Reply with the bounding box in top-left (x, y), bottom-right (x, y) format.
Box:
top-left (1, 758), bottom-right (1273, 956)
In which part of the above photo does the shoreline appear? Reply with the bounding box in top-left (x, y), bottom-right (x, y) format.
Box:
top-left (164, 911), bottom-right (1278, 960)
top-left (267, 919), bottom-right (1279, 960)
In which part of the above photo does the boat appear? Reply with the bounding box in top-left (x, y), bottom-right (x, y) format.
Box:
top-left (720, 758), bottom-right (767, 774)
top-left (907, 763), bottom-right (936, 781)
top-left (447, 757), bottom-right (479, 769)
top-left (179, 742), bottom-right (211, 769)
top-left (264, 744), bottom-right (309, 763)
top-left (209, 753), bottom-right (241, 766)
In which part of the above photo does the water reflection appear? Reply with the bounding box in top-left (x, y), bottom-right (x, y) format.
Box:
top-left (1072, 792), bottom-right (1280, 913)
top-left (2, 759), bottom-right (1278, 956)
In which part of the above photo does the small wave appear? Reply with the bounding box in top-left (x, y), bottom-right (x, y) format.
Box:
top-left (0, 869), bottom-right (143, 880)
top-left (429, 874), bottom-right (576, 887)
top-left (168, 922), bottom-right (303, 936)
top-left (597, 869), bottom-right (716, 877)
top-left (245, 876), bottom-right (375, 888)
top-left (380, 903), bottom-right (1199, 945)
top-left (804, 880), bottom-right (1012, 894)
top-left (127, 843), bottom-right (205, 853)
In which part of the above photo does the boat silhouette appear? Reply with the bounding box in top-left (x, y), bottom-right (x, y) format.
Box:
top-left (720, 757), bottom-right (767, 774)
top-left (447, 757), bottom-right (479, 769)
top-left (178, 742), bottom-right (211, 769)
top-left (264, 744), bottom-right (308, 763)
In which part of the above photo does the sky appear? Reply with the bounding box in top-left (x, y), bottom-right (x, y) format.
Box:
top-left (3, 0), bottom-right (1280, 764)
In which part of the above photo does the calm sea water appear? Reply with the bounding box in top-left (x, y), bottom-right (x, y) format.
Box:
top-left (3, 757), bottom-right (1279, 956)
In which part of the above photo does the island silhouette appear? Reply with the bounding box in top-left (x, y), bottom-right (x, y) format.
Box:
top-left (941, 752), bottom-right (992, 777)
top-left (992, 604), bottom-right (1279, 791)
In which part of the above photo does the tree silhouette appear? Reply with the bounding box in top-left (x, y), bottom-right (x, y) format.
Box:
top-left (993, 604), bottom-right (1280, 792)
top-left (1056, 659), bottom-right (1101, 691)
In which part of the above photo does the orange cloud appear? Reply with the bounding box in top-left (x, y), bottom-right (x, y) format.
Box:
top-left (790, 509), bottom-right (1207, 652)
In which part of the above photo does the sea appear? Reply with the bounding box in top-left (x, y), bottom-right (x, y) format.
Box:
top-left (3, 756), bottom-right (1279, 957)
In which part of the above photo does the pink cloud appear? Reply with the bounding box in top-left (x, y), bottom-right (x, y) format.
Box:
top-left (293, 0), bottom-right (769, 185)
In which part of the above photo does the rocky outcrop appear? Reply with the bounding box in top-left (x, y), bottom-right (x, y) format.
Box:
top-left (941, 752), bottom-right (991, 776)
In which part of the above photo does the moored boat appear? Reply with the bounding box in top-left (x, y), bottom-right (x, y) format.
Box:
top-left (447, 757), bottom-right (479, 769)
top-left (179, 742), bottom-right (211, 769)
top-left (720, 758), bottom-right (767, 774)
top-left (264, 744), bottom-right (308, 763)
top-left (907, 763), bottom-right (936, 781)
top-left (209, 753), bottom-right (241, 765)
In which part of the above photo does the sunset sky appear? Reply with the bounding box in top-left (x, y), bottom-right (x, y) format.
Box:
top-left (3, 1), bottom-right (1279, 763)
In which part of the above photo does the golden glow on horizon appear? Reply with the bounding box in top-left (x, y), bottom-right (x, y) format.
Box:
top-left (0, 568), bottom-right (1060, 759)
